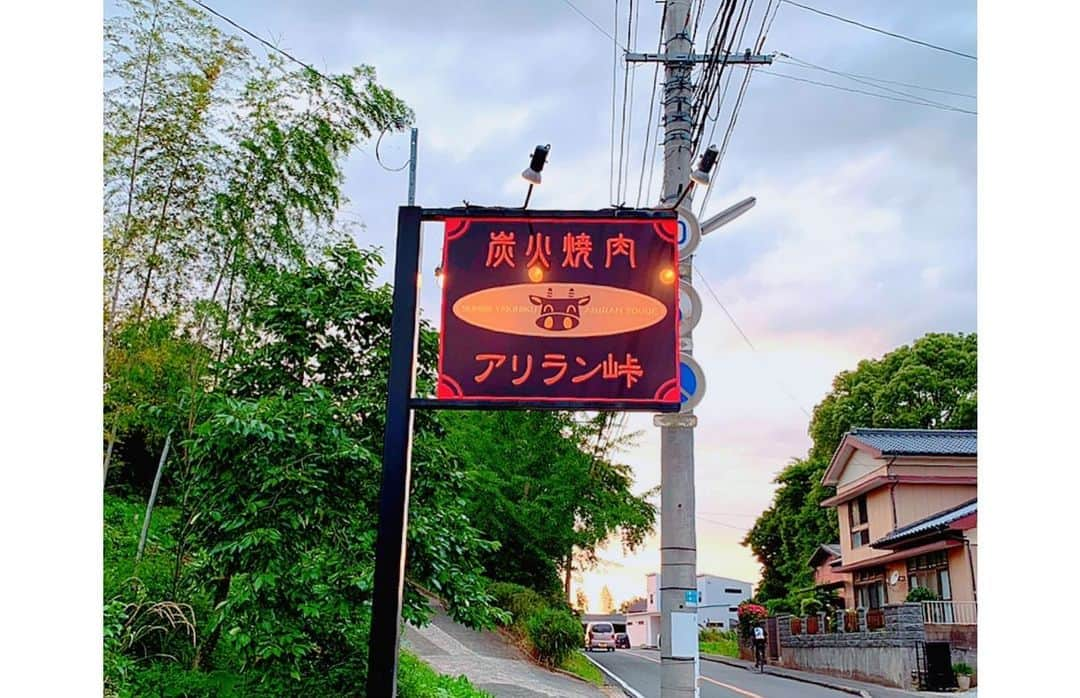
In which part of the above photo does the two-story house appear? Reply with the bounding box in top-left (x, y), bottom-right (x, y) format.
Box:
top-left (820, 428), bottom-right (977, 612)
top-left (625, 572), bottom-right (753, 647)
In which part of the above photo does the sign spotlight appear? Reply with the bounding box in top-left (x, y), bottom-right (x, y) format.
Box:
top-left (671, 144), bottom-right (720, 210)
top-left (522, 144), bottom-right (550, 208)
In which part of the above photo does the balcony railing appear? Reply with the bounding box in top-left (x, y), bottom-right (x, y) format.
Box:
top-left (922, 601), bottom-right (977, 625)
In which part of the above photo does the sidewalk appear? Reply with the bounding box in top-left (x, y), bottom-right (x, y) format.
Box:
top-left (402, 599), bottom-right (615, 697)
top-left (700, 653), bottom-right (976, 698)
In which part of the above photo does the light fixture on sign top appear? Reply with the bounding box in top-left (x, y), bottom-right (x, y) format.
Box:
top-left (521, 144), bottom-right (550, 208)
top-left (671, 144), bottom-right (719, 210)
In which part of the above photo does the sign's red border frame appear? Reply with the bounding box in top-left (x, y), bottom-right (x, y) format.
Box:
top-left (436, 215), bottom-right (681, 406)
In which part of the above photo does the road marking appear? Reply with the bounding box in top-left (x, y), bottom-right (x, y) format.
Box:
top-left (698, 674), bottom-right (765, 698)
top-left (582, 653), bottom-right (645, 698)
top-left (613, 651), bottom-right (767, 698)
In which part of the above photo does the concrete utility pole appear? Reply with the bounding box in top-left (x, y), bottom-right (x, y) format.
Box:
top-left (654, 2), bottom-right (699, 696)
top-left (630, 3), bottom-right (773, 695)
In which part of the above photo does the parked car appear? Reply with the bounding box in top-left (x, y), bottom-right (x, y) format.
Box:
top-left (615, 632), bottom-right (630, 649)
top-left (585, 622), bottom-right (616, 652)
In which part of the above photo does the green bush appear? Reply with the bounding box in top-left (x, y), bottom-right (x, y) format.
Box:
top-left (953, 662), bottom-right (973, 676)
top-left (764, 598), bottom-right (795, 615)
top-left (488, 581), bottom-right (547, 628)
top-left (526, 608), bottom-right (583, 666)
top-left (906, 586), bottom-right (939, 602)
top-left (800, 598), bottom-right (823, 616)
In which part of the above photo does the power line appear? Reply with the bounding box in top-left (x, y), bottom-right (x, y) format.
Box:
top-left (693, 267), bottom-right (813, 419)
top-left (777, 53), bottom-right (976, 100)
top-left (696, 514), bottom-right (751, 532)
top-left (616, 0), bottom-right (635, 204)
top-left (760, 70), bottom-right (977, 115)
top-left (779, 0), bottom-right (976, 61)
top-left (560, 0), bottom-right (629, 51)
top-left (186, 0), bottom-right (331, 82)
top-left (775, 53), bottom-right (972, 112)
top-left (634, 4), bottom-right (667, 207)
top-left (609, 0), bottom-right (620, 204)
top-left (374, 128), bottom-right (410, 172)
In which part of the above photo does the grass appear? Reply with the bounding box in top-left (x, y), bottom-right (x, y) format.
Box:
top-left (699, 629), bottom-right (740, 658)
top-left (397, 651), bottom-right (495, 697)
top-left (559, 650), bottom-right (605, 686)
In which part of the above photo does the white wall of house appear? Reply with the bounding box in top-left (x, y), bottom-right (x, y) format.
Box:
top-left (626, 611), bottom-right (659, 647)
top-left (637, 573), bottom-right (751, 633)
top-left (697, 575), bottom-right (752, 630)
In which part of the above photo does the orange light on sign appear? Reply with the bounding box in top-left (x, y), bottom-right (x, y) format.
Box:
top-left (659, 267), bottom-right (676, 285)
top-left (528, 265), bottom-right (544, 283)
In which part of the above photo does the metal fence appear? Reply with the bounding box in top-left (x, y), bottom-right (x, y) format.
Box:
top-left (922, 601), bottom-right (977, 624)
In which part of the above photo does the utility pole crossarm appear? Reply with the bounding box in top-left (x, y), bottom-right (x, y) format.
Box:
top-left (626, 51), bottom-right (773, 65)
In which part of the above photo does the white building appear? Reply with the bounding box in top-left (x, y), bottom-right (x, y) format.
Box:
top-left (625, 572), bottom-right (753, 647)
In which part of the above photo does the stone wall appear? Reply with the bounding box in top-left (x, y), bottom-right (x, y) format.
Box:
top-left (776, 604), bottom-right (926, 690)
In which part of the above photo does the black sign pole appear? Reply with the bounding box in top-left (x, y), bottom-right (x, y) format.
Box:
top-left (366, 205), bottom-right (422, 697)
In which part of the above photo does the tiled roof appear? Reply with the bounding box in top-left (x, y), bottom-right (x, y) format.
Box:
top-left (850, 428), bottom-right (977, 456)
top-left (808, 542), bottom-right (843, 567)
top-left (871, 498), bottom-right (977, 547)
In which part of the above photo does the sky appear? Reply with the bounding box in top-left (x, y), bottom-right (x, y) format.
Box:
top-left (104, 0), bottom-right (976, 611)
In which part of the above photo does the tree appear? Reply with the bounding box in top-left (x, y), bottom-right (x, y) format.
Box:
top-left (743, 333), bottom-right (977, 602)
top-left (600, 586), bottom-right (615, 614)
top-left (440, 410), bottom-right (656, 597)
top-left (575, 589), bottom-right (590, 613)
top-left (619, 596), bottom-right (646, 614)
top-left (185, 244), bottom-right (500, 687)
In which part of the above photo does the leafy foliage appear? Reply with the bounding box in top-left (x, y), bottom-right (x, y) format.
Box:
top-left (906, 586), bottom-right (939, 602)
top-left (396, 652), bottom-right (494, 697)
top-left (526, 608), bottom-right (584, 666)
top-left (442, 410), bottom-right (656, 596)
top-left (743, 333), bottom-right (977, 602)
top-left (737, 602), bottom-right (768, 641)
top-left (488, 582), bottom-right (547, 630)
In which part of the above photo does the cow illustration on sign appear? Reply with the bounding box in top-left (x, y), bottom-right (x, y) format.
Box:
top-left (529, 287), bottom-right (590, 331)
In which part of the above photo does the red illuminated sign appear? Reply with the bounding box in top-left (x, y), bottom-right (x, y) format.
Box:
top-left (437, 214), bottom-right (680, 407)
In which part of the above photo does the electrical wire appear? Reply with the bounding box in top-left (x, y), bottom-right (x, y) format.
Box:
top-left (697, 0), bottom-right (768, 217)
top-left (777, 53), bottom-right (976, 99)
top-left (759, 70), bottom-right (977, 115)
top-left (693, 267), bottom-right (813, 419)
top-left (615, 0), bottom-right (635, 204)
top-left (559, 0), bottom-right (629, 51)
top-left (609, 0), bottom-right (620, 204)
top-left (691, 0), bottom-right (753, 153)
top-left (634, 4), bottom-right (668, 207)
top-left (779, 0), bottom-right (976, 61)
top-left (374, 128), bottom-right (410, 172)
top-left (775, 54), bottom-right (971, 111)
top-left (696, 514), bottom-right (751, 532)
top-left (619, 0), bottom-right (642, 203)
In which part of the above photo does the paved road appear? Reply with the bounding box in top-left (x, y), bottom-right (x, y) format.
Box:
top-left (588, 648), bottom-right (851, 698)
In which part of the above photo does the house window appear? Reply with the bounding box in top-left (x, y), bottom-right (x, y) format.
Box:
top-left (729, 607), bottom-right (739, 613)
top-left (849, 495), bottom-right (870, 548)
top-left (854, 566), bottom-right (886, 609)
top-left (649, 594), bottom-right (654, 606)
top-left (907, 551), bottom-right (952, 600)
top-left (724, 588), bottom-right (742, 594)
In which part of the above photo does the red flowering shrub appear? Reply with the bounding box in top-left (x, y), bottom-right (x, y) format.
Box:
top-left (737, 602), bottom-right (768, 640)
